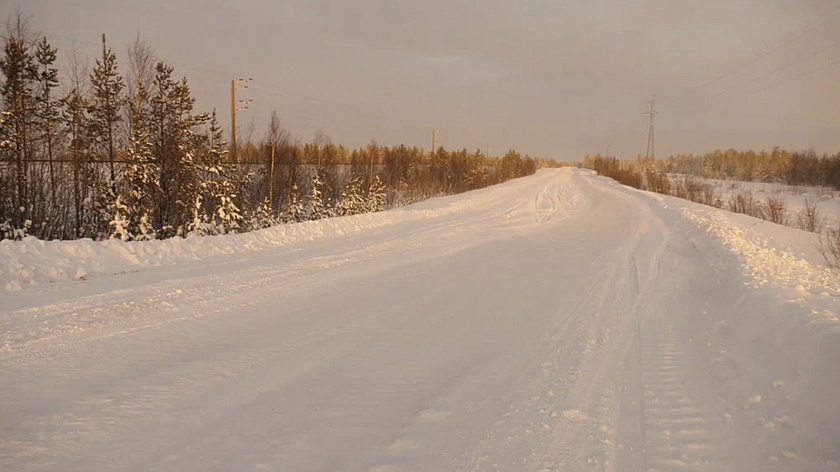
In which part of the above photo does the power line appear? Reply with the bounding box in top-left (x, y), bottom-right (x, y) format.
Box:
top-left (714, 36), bottom-right (840, 98)
top-left (749, 56), bottom-right (840, 96)
top-left (248, 85), bottom-right (393, 123)
top-left (698, 3), bottom-right (840, 89)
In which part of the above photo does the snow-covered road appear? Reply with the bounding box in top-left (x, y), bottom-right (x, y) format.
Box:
top-left (2, 169), bottom-right (838, 471)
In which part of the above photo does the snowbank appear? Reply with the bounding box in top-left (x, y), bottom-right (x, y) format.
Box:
top-left (675, 199), bottom-right (840, 450)
top-left (0, 169), bottom-right (575, 292)
top-left (0, 206), bottom-right (451, 292)
top-left (682, 207), bottom-right (840, 297)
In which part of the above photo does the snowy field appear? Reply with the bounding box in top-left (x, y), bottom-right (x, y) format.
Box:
top-left (695, 176), bottom-right (840, 229)
top-left (1, 168), bottom-right (839, 471)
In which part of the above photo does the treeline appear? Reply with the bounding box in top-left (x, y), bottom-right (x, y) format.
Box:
top-left (658, 148), bottom-right (840, 188)
top-left (0, 19), bottom-right (555, 241)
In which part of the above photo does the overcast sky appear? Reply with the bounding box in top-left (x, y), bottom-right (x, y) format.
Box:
top-left (3, 0), bottom-right (840, 160)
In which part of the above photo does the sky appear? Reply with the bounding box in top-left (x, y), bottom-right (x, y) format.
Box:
top-left (2, 0), bottom-right (840, 160)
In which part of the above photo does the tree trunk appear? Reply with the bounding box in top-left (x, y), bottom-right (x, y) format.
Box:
top-left (73, 112), bottom-right (81, 237)
top-left (269, 145), bottom-right (275, 212)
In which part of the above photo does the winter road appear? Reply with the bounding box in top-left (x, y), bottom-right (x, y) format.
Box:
top-left (2, 169), bottom-right (838, 471)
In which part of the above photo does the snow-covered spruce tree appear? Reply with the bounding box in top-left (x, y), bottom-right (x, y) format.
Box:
top-left (187, 195), bottom-right (209, 237)
top-left (197, 110), bottom-right (241, 234)
top-left (307, 173), bottom-right (327, 220)
top-left (120, 81), bottom-right (159, 240)
top-left (281, 184), bottom-right (304, 223)
top-left (0, 110), bottom-right (17, 239)
top-left (366, 175), bottom-right (386, 213)
top-left (172, 117), bottom-right (210, 238)
top-left (88, 178), bottom-right (117, 239)
top-left (338, 172), bottom-right (365, 216)
top-left (250, 198), bottom-right (274, 230)
top-left (148, 62), bottom-right (210, 237)
top-left (109, 195), bottom-right (130, 241)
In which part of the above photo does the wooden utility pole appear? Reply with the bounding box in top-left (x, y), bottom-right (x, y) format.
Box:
top-left (643, 94), bottom-right (657, 160)
top-left (230, 79), bottom-right (236, 164)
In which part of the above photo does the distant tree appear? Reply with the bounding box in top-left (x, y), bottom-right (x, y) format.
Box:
top-left (500, 150), bottom-right (523, 181)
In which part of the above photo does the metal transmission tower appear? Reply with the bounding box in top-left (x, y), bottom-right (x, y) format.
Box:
top-left (230, 78), bottom-right (253, 163)
top-left (643, 94), bottom-right (657, 160)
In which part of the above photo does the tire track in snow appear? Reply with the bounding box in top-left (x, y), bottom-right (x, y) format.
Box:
top-left (638, 322), bottom-right (729, 471)
top-left (455, 172), bottom-right (671, 471)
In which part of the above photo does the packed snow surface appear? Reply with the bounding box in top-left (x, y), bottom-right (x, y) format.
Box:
top-left (1, 168), bottom-right (838, 471)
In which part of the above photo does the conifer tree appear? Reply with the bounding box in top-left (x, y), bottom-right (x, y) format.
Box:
top-left (89, 42), bottom-right (125, 183)
top-left (121, 81), bottom-right (158, 240)
top-left (34, 37), bottom-right (59, 208)
top-left (307, 173), bottom-right (326, 220)
top-left (109, 195), bottom-right (130, 240)
top-left (0, 35), bottom-right (38, 229)
top-left (148, 62), bottom-right (208, 236)
top-left (199, 110), bottom-right (240, 234)
top-left (187, 195), bottom-right (208, 236)
top-left (367, 175), bottom-right (385, 213)
top-left (251, 198), bottom-right (274, 230)
top-left (60, 84), bottom-right (93, 238)
top-left (281, 184), bottom-right (304, 223)
top-left (339, 173), bottom-right (365, 216)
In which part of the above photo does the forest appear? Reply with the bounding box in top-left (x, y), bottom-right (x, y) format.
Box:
top-left (652, 148), bottom-right (840, 188)
top-left (582, 147), bottom-right (840, 194)
top-left (0, 18), bottom-right (556, 242)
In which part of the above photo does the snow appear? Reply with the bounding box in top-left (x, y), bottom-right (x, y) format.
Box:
top-left (680, 207), bottom-right (840, 297)
top-left (699, 176), bottom-right (840, 228)
top-left (0, 197), bottom-right (479, 292)
top-left (1, 168), bottom-right (839, 471)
